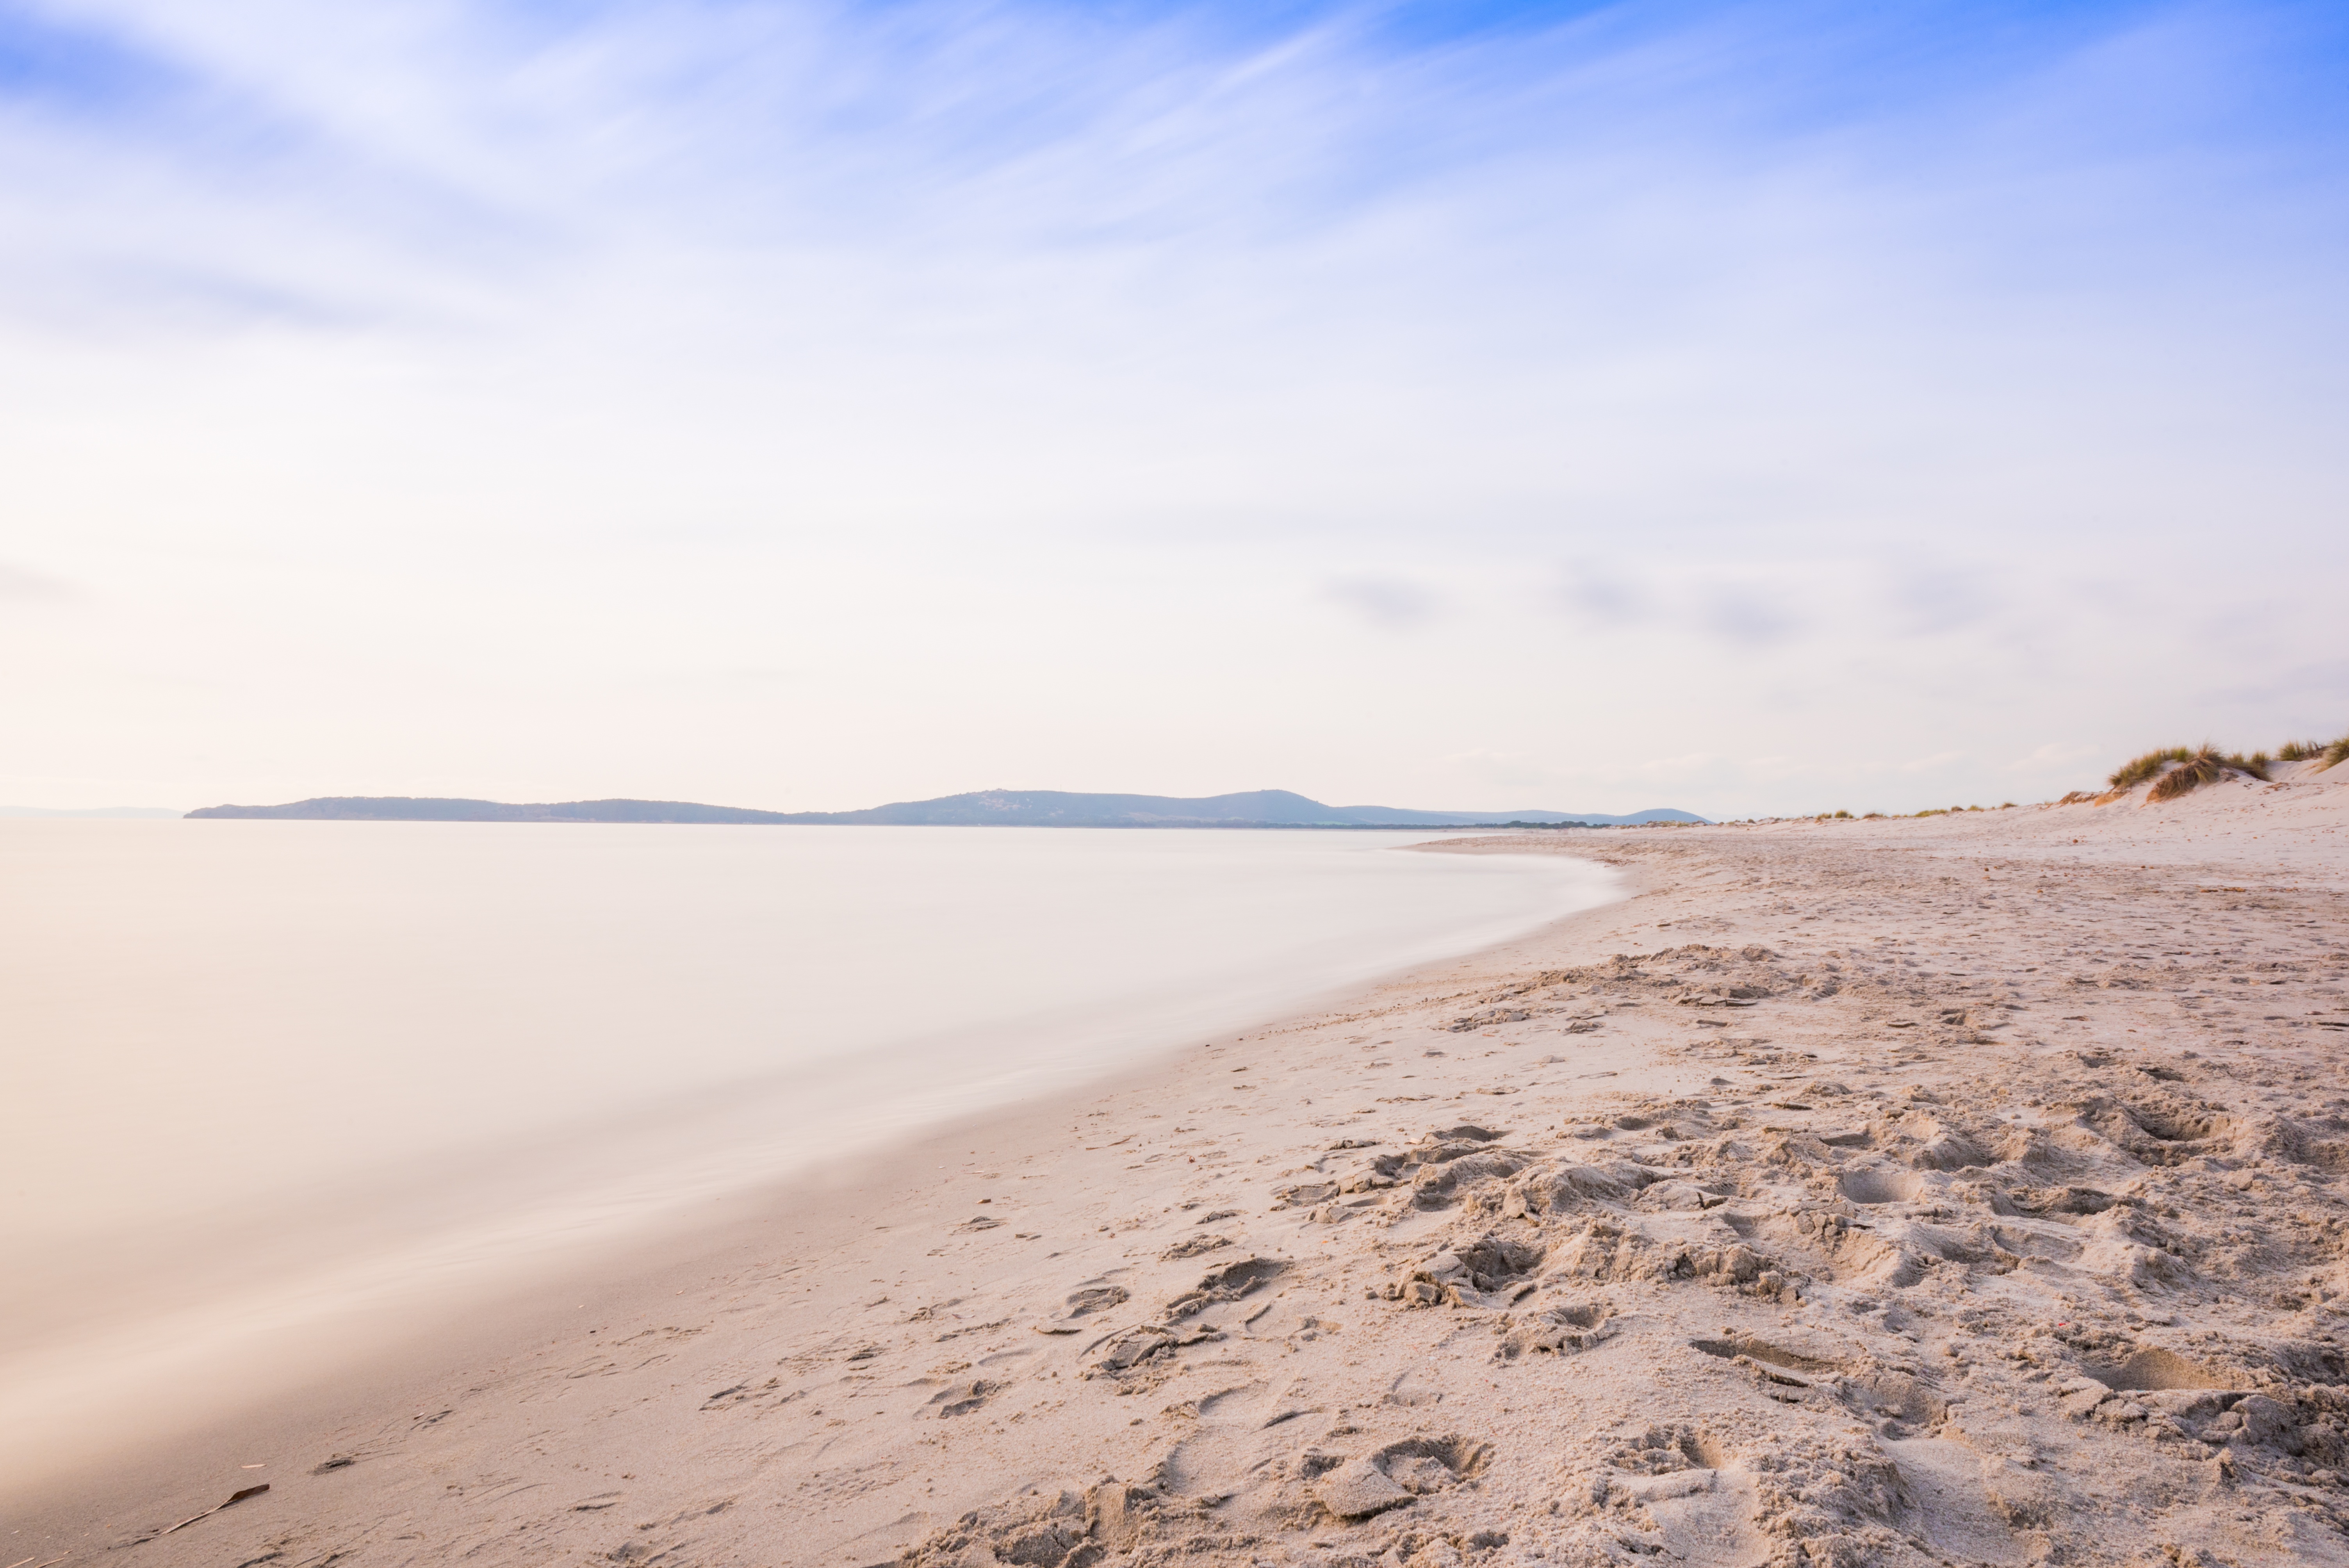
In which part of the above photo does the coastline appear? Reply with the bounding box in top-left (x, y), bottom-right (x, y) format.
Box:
top-left (1, 825), bottom-right (1615, 1513)
top-left (5, 844), bottom-right (1636, 1534)
top-left (20, 773), bottom-right (2349, 1567)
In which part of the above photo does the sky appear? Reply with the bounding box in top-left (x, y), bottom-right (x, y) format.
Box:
top-left (2, 0), bottom-right (2345, 819)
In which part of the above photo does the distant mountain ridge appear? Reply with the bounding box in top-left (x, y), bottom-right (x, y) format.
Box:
top-left (186, 789), bottom-right (1707, 827)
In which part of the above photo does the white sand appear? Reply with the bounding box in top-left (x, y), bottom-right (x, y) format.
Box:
top-left (17, 759), bottom-right (2349, 1568)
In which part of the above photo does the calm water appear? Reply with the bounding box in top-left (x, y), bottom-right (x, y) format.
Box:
top-left (1, 821), bottom-right (1615, 1486)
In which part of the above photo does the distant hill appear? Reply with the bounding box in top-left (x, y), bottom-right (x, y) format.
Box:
top-left (186, 797), bottom-right (798, 824)
top-left (187, 789), bottom-right (1708, 827)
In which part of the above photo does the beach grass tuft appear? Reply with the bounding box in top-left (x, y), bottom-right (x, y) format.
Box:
top-left (2271, 734), bottom-right (2349, 768)
top-left (2110, 747), bottom-right (2193, 790)
top-left (2144, 744), bottom-right (2265, 801)
top-left (2110, 742), bottom-right (2274, 802)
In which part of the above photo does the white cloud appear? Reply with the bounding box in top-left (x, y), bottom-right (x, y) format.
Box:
top-left (1324, 574), bottom-right (1439, 630)
top-left (0, 563), bottom-right (76, 602)
top-left (0, 1), bottom-right (2343, 815)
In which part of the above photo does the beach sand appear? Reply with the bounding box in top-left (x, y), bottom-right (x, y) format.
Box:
top-left (14, 761), bottom-right (2349, 1567)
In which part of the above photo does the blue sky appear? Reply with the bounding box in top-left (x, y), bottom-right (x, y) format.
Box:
top-left (1, 0), bottom-right (2345, 814)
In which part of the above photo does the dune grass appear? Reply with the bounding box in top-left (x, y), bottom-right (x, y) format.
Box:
top-left (2109, 747), bottom-right (2193, 790)
top-left (2103, 743), bottom-right (2284, 802)
top-left (2125, 744), bottom-right (2269, 802)
top-left (2272, 734), bottom-right (2348, 768)
top-left (2145, 748), bottom-right (2224, 802)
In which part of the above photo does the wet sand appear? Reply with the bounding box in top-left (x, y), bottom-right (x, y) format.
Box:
top-left (14, 762), bottom-right (2349, 1568)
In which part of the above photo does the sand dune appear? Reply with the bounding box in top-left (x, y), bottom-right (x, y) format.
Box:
top-left (17, 760), bottom-right (2349, 1567)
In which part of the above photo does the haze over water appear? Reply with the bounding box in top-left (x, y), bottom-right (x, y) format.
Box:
top-left (1, 821), bottom-right (1615, 1486)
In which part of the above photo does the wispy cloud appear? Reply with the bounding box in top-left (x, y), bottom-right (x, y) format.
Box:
top-left (1889, 562), bottom-right (2001, 637)
top-left (1702, 586), bottom-right (1804, 647)
top-left (0, 561), bottom-right (75, 600)
top-left (1553, 560), bottom-right (1652, 626)
top-left (1324, 573), bottom-right (1438, 630)
top-left (1, 0), bottom-right (2344, 814)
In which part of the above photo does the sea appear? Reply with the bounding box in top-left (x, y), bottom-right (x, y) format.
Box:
top-left (0, 821), bottom-right (1616, 1490)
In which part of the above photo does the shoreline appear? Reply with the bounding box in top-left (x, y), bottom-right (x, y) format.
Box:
top-left (21, 774), bottom-right (2349, 1567)
top-left (2, 827), bottom-right (1614, 1515)
top-left (5, 845), bottom-right (1640, 1531)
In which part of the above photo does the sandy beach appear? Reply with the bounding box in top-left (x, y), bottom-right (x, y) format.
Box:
top-left (16, 761), bottom-right (2349, 1568)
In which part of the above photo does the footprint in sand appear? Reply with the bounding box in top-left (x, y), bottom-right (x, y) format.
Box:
top-left (921, 1378), bottom-right (999, 1418)
top-left (1312, 1434), bottom-right (1491, 1519)
top-left (1062, 1283), bottom-right (1130, 1317)
top-left (1604, 1426), bottom-right (1762, 1564)
top-left (1035, 1282), bottom-right (1132, 1334)
top-left (1496, 1300), bottom-right (1615, 1359)
top-left (1880, 1435), bottom-right (2032, 1564)
top-left (1163, 1256), bottom-right (1288, 1319)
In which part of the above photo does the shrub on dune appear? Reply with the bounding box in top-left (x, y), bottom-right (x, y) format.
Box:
top-left (2109, 747), bottom-right (2192, 790)
top-left (2142, 745), bottom-right (2267, 801)
top-left (2109, 743), bottom-right (2276, 802)
top-left (2145, 747), bottom-right (2222, 802)
top-left (2277, 734), bottom-right (2347, 768)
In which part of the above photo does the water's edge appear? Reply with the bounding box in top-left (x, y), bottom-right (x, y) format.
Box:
top-left (4, 830), bottom-right (1625, 1504)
